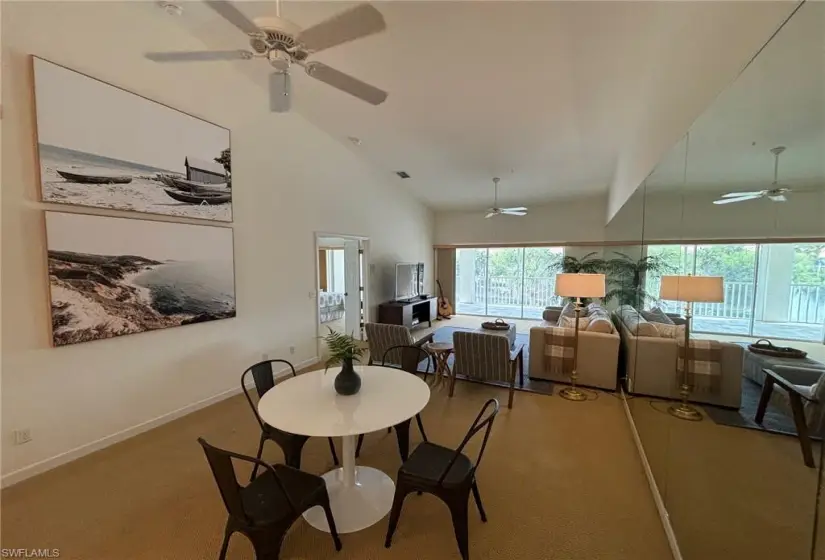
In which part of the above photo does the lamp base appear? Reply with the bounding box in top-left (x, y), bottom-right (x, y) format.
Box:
top-left (667, 403), bottom-right (703, 421)
top-left (559, 386), bottom-right (588, 402)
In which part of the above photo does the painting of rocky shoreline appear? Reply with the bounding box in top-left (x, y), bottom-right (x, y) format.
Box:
top-left (46, 212), bottom-right (235, 347)
top-left (33, 57), bottom-right (232, 222)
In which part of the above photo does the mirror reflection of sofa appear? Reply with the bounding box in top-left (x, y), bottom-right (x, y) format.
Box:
top-left (613, 304), bottom-right (743, 408)
top-left (529, 303), bottom-right (621, 390)
top-left (319, 291), bottom-right (345, 323)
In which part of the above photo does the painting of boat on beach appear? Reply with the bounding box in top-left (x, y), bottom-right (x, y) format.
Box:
top-left (33, 57), bottom-right (232, 222)
top-left (45, 212), bottom-right (236, 347)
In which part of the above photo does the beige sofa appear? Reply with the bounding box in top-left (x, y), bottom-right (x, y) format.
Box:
top-left (614, 306), bottom-right (742, 408)
top-left (529, 306), bottom-right (621, 390)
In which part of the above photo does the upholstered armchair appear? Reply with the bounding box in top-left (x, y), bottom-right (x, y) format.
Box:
top-left (452, 331), bottom-right (524, 409)
top-left (756, 365), bottom-right (825, 468)
top-left (364, 323), bottom-right (433, 366)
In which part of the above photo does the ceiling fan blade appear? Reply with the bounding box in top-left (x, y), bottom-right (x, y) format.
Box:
top-left (303, 62), bottom-right (387, 105)
top-left (269, 72), bottom-right (291, 113)
top-left (713, 194), bottom-right (763, 205)
top-left (720, 191), bottom-right (765, 198)
top-left (500, 210), bottom-right (528, 216)
top-left (768, 194), bottom-right (787, 202)
top-left (484, 212), bottom-right (498, 219)
top-left (205, 0), bottom-right (262, 36)
top-left (501, 207), bottom-right (527, 212)
top-left (297, 3), bottom-right (386, 53)
top-left (145, 50), bottom-right (254, 62)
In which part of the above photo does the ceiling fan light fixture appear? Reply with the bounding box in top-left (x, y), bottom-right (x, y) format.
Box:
top-left (146, 1), bottom-right (389, 112)
top-left (159, 2), bottom-right (183, 16)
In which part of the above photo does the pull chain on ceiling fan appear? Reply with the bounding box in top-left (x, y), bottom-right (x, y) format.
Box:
top-left (485, 177), bottom-right (528, 218)
top-left (713, 146), bottom-right (790, 205)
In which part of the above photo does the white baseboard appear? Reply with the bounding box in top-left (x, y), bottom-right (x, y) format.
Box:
top-left (1, 357), bottom-right (319, 488)
top-left (621, 393), bottom-right (683, 560)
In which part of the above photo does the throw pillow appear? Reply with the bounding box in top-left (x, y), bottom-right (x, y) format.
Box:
top-left (586, 317), bottom-right (613, 334)
top-left (561, 316), bottom-right (592, 330)
top-left (557, 301), bottom-right (578, 326)
top-left (651, 322), bottom-right (685, 339)
top-left (642, 306), bottom-right (674, 325)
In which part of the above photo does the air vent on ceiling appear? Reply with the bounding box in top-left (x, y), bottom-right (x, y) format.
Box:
top-left (396, 171), bottom-right (410, 179)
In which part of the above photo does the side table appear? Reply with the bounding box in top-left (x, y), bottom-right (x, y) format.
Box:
top-left (425, 342), bottom-right (455, 396)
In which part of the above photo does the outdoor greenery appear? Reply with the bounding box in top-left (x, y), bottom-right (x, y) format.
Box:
top-left (647, 244), bottom-right (825, 285)
top-left (605, 252), bottom-right (675, 307)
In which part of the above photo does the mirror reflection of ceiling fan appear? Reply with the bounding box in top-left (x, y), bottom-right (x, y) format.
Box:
top-left (145, 0), bottom-right (388, 112)
top-left (485, 177), bottom-right (528, 218)
top-left (713, 146), bottom-right (791, 205)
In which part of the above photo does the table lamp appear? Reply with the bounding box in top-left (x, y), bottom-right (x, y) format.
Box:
top-left (659, 275), bottom-right (724, 421)
top-left (555, 273), bottom-right (606, 401)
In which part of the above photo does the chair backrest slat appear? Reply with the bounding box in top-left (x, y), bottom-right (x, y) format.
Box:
top-left (366, 323), bottom-right (414, 365)
top-left (241, 359), bottom-right (297, 429)
top-left (437, 398), bottom-right (500, 485)
top-left (382, 345), bottom-right (431, 377)
top-left (198, 438), bottom-right (298, 523)
top-left (453, 332), bottom-right (510, 382)
top-left (198, 438), bottom-right (250, 522)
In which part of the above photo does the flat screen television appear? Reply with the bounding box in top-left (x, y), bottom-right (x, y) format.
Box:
top-left (395, 262), bottom-right (423, 301)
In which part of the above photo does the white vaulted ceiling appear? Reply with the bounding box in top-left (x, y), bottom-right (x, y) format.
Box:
top-left (159, 1), bottom-right (798, 211)
top-left (646, 1), bottom-right (825, 194)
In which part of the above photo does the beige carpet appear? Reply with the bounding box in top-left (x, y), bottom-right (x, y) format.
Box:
top-left (629, 397), bottom-right (820, 560)
top-left (1, 377), bottom-right (671, 560)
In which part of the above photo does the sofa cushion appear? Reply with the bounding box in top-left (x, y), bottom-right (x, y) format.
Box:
top-left (586, 304), bottom-right (614, 334)
top-left (616, 305), bottom-right (660, 337)
top-left (561, 316), bottom-right (592, 330)
top-left (555, 302), bottom-right (579, 326)
top-left (586, 317), bottom-right (614, 334)
top-left (642, 307), bottom-right (674, 325)
top-left (650, 321), bottom-right (685, 339)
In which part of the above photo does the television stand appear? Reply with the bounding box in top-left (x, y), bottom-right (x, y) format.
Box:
top-left (378, 296), bottom-right (437, 330)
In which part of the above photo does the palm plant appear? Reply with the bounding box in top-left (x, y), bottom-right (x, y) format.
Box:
top-left (559, 252), bottom-right (608, 274)
top-left (605, 252), bottom-right (675, 308)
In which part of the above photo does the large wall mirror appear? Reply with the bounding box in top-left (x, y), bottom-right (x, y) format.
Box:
top-left (610, 3), bottom-right (825, 559)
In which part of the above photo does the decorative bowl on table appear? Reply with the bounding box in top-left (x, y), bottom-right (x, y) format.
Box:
top-left (748, 339), bottom-right (808, 359)
top-left (481, 318), bottom-right (511, 331)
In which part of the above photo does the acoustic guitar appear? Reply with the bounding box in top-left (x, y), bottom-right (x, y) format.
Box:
top-left (436, 279), bottom-right (454, 319)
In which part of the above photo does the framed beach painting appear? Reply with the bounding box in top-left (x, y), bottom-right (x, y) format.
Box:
top-left (45, 212), bottom-right (236, 347)
top-left (33, 57), bottom-right (232, 222)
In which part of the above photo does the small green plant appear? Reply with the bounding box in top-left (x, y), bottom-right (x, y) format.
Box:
top-left (321, 327), bottom-right (364, 372)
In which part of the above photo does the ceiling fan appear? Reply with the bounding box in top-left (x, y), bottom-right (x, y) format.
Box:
top-left (145, 0), bottom-right (388, 112)
top-left (713, 146), bottom-right (791, 205)
top-left (485, 178), bottom-right (528, 218)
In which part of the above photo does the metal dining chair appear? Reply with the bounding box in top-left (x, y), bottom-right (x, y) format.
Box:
top-left (242, 359), bottom-right (339, 479)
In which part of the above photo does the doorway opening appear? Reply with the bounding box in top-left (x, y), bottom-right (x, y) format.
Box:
top-left (316, 234), bottom-right (369, 355)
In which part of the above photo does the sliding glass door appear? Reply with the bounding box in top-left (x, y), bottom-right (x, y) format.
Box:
top-left (454, 246), bottom-right (564, 319)
top-left (646, 242), bottom-right (825, 343)
top-left (752, 243), bottom-right (825, 342)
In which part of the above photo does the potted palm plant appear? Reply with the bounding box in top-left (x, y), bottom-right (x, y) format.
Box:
top-left (559, 251), bottom-right (608, 274)
top-left (605, 252), bottom-right (675, 308)
top-left (322, 328), bottom-right (365, 395)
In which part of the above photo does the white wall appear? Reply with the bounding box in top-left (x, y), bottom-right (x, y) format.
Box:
top-left (639, 189), bottom-right (825, 241)
top-left (605, 2), bottom-right (798, 221)
top-left (434, 195), bottom-right (608, 246)
top-left (0, 2), bottom-right (432, 484)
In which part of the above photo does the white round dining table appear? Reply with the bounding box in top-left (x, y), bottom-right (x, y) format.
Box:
top-left (257, 365), bottom-right (431, 534)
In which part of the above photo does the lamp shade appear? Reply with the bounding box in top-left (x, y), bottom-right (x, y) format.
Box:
top-left (659, 275), bottom-right (724, 303)
top-left (555, 273), bottom-right (606, 298)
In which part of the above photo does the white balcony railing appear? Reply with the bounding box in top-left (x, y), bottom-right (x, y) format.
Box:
top-left (463, 276), bottom-right (825, 325)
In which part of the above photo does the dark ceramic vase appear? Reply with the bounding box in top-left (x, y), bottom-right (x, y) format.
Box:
top-left (334, 358), bottom-right (361, 396)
